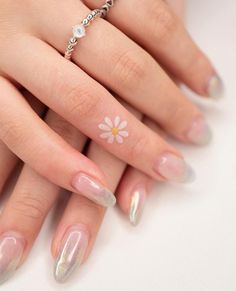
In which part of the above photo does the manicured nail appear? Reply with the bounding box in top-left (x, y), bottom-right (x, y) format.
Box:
top-left (186, 116), bottom-right (212, 146)
top-left (154, 153), bottom-right (195, 183)
top-left (207, 75), bottom-right (224, 99)
top-left (54, 225), bottom-right (89, 283)
top-left (72, 173), bottom-right (116, 207)
top-left (129, 185), bottom-right (147, 226)
top-left (0, 232), bottom-right (25, 285)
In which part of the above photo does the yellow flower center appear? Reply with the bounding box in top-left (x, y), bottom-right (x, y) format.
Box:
top-left (111, 127), bottom-right (119, 136)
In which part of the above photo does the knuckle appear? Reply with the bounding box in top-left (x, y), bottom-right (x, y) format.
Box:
top-left (127, 134), bottom-right (149, 161)
top-left (150, 1), bottom-right (176, 42)
top-left (164, 102), bottom-right (185, 126)
top-left (48, 114), bottom-right (78, 143)
top-left (62, 85), bottom-right (99, 119)
top-left (184, 49), bottom-right (210, 77)
top-left (11, 190), bottom-right (48, 220)
top-left (112, 50), bottom-right (148, 89)
top-left (0, 121), bottom-right (26, 145)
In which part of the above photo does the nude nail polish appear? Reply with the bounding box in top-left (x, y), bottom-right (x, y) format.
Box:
top-left (72, 173), bottom-right (116, 207)
top-left (0, 232), bottom-right (25, 285)
top-left (154, 153), bottom-right (195, 183)
top-left (129, 185), bottom-right (147, 226)
top-left (186, 116), bottom-right (212, 146)
top-left (54, 225), bottom-right (89, 283)
top-left (207, 75), bottom-right (224, 99)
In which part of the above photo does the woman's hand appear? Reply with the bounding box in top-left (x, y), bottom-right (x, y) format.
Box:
top-left (0, 97), bottom-right (154, 284)
top-left (0, 0), bottom-right (221, 284)
top-left (0, 0), bottom-right (223, 207)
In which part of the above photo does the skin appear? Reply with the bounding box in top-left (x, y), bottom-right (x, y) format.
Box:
top-left (0, 0), bottom-right (220, 200)
top-left (0, 0), bottom-right (222, 284)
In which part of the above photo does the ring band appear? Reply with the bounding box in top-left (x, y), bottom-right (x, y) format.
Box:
top-left (64, 0), bottom-right (115, 61)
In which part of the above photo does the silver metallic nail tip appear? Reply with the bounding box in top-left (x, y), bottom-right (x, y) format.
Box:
top-left (193, 123), bottom-right (213, 146)
top-left (53, 227), bottom-right (89, 283)
top-left (99, 189), bottom-right (116, 208)
top-left (207, 75), bottom-right (224, 100)
top-left (54, 261), bottom-right (76, 284)
top-left (182, 164), bottom-right (196, 184)
top-left (129, 188), bottom-right (146, 226)
top-left (172, 162), bottom-right (196, 184)
top-left (54, 263), bottom-right (68, 284)
top-left (199, 124), bottom-right (213, 146)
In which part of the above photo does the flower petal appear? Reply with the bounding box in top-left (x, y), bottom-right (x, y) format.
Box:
top-left (114, 116), bottom-right (120, 127)
top-left (98, 123), bottom-right (111, 131)
top-left (116, 135), bottom-right (124, 144)
top-left (100, 132), bottom-right (112, 139)
top-left (119, 130), bottom-right (129, 137)
top-left (104, 117), bottom-right (113, 128)
top-left (107, 135), bottom-right (114, 144)
top-left (118, 120), bottom-right (127, 130)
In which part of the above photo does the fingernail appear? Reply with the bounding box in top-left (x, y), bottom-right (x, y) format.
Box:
top-left (129, 185), bottom-right (147, 226)
top-left (207, 75), bottom-right (224, 99)
top-left (0, 232), bottom-right (25, 285)
top-left (54, 225), bottom-right (89, 283)
top-left (186, 116), bottom-right (212, 146)
top-left (154, 153), bottom-right (195, 183)
top-left (72, 173), bottom-right (116, 207)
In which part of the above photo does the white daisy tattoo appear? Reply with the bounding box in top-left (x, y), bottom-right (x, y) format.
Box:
top-left (98, 116), bottom-right (129, 144)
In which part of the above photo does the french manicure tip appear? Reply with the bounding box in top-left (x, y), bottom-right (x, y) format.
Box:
top-left (207, 75), bottom-right (224, 100)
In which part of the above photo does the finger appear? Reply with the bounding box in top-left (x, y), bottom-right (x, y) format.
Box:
top-left (52, 100), bottom-right (142, 283)
top-left (32, 1), bottom-right (213, 145)
top-left (116, 167), bottom-right (153, 226)
top-left (0, 142), bottom-right (18, 192)
top-left (0, 78), bottom-right (116, 207)
top-left (165, 0), bottom-right (185, 18)
top-left (84, 0), bottom-right (224, 98)
top-left (52, 141), bottom-right (126, 283)
top-left (0, 91), bottom-right (45, 194)
top-left (116, 117), bottom-right (186, 226)
top-left (1, 37), bottom-right (195, 183)
top-left (0, 110), bottom-right (88, 284)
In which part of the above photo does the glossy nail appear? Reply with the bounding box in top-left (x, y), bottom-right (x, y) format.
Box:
top-left (207, 75), bottom-right (224, 99)
top-left (54, 225), bottom-right (89, 283)
top-left (0, 232), bottom-right (25, 285)
top-left (129, 185), bottom-right (147, 226)
top-left (72, 173), bottom-right (116, 207)
top-left (154, 153), bottom-right (195, 183)
top-left (186, 116), bottom-right (212, 146)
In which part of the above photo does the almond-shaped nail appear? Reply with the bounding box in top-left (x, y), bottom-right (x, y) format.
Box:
top-left (129, 185), bottom-right (147, 226)
top-left (186, 116), bottom-right (212, 146)
top-left (207, 75), bottom-right (224, 99)
top-left (54, 225), bottom-right (89, 283)
top-left (154, 153), bottom-right (195, 183)
top-left (0, 232), bottom-right (25, 285)
top-left (72, 173), bottom-right (116, 207)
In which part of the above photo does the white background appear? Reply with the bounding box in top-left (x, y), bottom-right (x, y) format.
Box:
top-left (3, 0), bottom-right (236, 290)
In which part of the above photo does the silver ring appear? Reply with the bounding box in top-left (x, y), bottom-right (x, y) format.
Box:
top-left (64, 0), bottom-right (116, 61)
